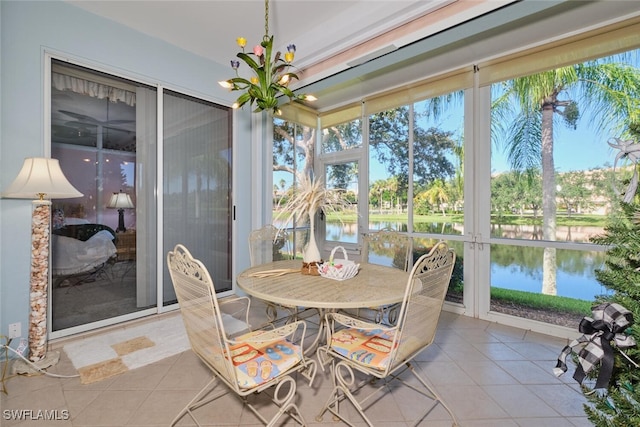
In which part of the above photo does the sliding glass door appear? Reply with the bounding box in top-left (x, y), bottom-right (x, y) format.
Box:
top-left (50, 59), bottom-right (158, 333)
top-left (162, 90), bottom-right (233, 304)
top-left (49, 60), bottom-right (233, 336)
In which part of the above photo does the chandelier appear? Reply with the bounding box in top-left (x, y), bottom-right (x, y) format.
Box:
top-left (218, 0), bottom-right (316, 115)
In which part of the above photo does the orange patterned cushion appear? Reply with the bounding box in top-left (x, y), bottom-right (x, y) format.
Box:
top-left (227, 339), bottom-right (302, 389)
top-left (330, 328), bottom-right (397, 370)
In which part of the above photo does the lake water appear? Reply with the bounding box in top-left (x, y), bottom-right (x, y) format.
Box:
top-left (325, 221), bottom-right (611, 301)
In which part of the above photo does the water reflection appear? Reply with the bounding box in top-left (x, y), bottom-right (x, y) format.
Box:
top-left (490, 244), bottom-right (609, 300)
top-left (325, 220), bottom-right (609, 301)
top-left (491, 223), bottom-right (603, 242)
top-left (326, 221), bottom-right (604, 243)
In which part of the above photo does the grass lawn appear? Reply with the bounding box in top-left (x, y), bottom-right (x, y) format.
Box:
top-left (322, 211), bottom-right (608, 227)
top-left (490, 287), bottom-right (592, 315)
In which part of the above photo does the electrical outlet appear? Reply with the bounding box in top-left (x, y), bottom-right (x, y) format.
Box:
top-left (8, 322), bottom-right (21, 339)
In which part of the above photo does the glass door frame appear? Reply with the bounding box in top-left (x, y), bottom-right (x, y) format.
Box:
top-left (45, 53), bottom-right (234, 339)
top-left (46, 53), bottom-right (161, 339)
top-left (317, 126), bottom-right (368, 261)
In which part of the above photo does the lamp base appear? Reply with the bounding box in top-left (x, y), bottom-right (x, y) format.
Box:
top-left (12, 350), bottom-right (60, 375)
top-left (116, 208), bottom-right (127, 233)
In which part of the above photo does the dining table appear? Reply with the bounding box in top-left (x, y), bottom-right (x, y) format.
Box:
top-left (236, 259), bottom-right (410, 353)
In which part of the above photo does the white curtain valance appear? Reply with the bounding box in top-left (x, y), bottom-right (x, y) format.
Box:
top-left (52, 72), bottom-right (136, 106)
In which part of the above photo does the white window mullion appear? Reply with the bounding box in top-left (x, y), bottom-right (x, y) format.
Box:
top-left (407, 103), bottom-right (414, 235)
top-left (359, 102), bottom-right (369, 242)
top-left (474, 84), bottom-right (493, 321)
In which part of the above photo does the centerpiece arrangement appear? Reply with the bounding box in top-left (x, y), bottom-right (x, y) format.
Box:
top-left (275, 173), bottom-right (349, 275)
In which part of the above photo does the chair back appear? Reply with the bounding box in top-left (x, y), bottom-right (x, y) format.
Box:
top-left (249, 225), bottom-right (291, 266)
top-left (362, 228), bottom-right (411, 271)
top-left (317, 240), bottom-right (458, 426)
top-left (167, 244), bottom-right (237, 387)
top-left (391, 241), bottom-right (455, 369)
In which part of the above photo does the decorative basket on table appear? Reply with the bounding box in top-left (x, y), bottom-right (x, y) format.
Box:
top-left (318, 246), bottom-right (360, 281)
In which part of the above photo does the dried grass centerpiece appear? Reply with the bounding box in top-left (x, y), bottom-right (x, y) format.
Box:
top-left (275, 173), bottom-right (349, 275)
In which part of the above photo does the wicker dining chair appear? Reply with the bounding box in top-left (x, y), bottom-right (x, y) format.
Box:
top-left (167, 244), bottom-right (317, 427)
top-left (249, 224), bottom-right (293, 266)
top-left (249, 225), bottom-right (301, 323)
top-left (362, 228), bottom-right (412, 272)
top-left (316, 241), bottom-right (459, 427)
top-left (344, 228), bottom-right (412, 324)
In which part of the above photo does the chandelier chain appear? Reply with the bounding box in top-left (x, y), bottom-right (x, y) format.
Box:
top-left (264, 0), bottom-right (269, 38)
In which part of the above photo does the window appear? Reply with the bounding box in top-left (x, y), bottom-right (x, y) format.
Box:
top-left (487, 49), bottom-right (640, 326)
top-left (369, 109), bottom-right (409, 230)
top-left (364, 94), bottom-right (465, 300)
top-left (324, 161), bottom-right (359, 244)
top-left (272, 118), bottom-right (313, 258)
top-left (320, 117), bottom-right (363, 247)
top-left (272, 17), bottom-right (640, 334)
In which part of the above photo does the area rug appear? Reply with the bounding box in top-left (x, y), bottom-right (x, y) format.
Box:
top-left (63, 314), bottom-right (190, 384)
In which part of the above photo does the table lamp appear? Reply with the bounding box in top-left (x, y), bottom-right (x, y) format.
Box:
top-left (2, 157), bottom-right (82, 369)
top-left (107, 190), bottom-right (134, 233)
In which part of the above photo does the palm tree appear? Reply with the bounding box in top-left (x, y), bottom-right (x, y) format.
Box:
top-left (421, 179), bottom-right (449, 216)
top-left (387, 176), bottom-right (400, 212)
top-left (370, 179), bottom-right (387, 214)
top-left (492, 55), bottom-right (640, 295)
top-left (451, 134), bottom-right (464, 212)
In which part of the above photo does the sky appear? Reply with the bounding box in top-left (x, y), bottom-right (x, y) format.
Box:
top-left (438, 101), bottom-right (622, 177)
top-left (367, 107), bottom-right (621, 185)
top-left (491, 119), bottom-right (619, 175)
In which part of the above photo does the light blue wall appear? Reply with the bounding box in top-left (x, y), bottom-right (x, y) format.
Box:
top-left (0, 0), bottom-right (254, 344)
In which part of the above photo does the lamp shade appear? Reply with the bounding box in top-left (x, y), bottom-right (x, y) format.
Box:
top-left (107, 191), bottom-right (135, 209)
top-left (2, 157), bottom-right (83, 199)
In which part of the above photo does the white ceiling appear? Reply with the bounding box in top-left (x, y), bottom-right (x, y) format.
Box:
top-left (65, 1), bottom-right (507, 84)
top-left (64, 1), bottom-right (640, 111)
top-left (67, 0), bottom-right (450, 65)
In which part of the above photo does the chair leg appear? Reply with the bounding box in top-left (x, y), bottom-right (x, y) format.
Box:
top-left (175, 374), bottom-right (310, 427)
top-left (315, 361), bottom-right (376, 426)
top-left (299, 358), bottom-right (318, 387)
top-left (269, 376), bottom-right (307, 427)
top-left (265, 302), bottom-right (279, 323)
top-left (283, 305), bottom-right (300, 323)
top-left (242, 376), bottom-right (307, 427)
top-left (170, 376), bottom-right (228, 427)
top-left (316, 360), bottom-right (459, 427)
top-left (406, 362), bottom-right (459, 427)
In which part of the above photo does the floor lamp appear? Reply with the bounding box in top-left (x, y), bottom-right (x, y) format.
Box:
top-left (2, 157), bottom-right (82, 371)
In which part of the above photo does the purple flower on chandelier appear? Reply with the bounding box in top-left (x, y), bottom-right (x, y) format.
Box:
top-left (230, 60), bottom-right (240, 70)
top-left (285, 44), bottom-right (296, 63)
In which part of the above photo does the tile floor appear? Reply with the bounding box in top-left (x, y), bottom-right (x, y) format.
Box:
top-left (1, 301), bottom-right (592, 426)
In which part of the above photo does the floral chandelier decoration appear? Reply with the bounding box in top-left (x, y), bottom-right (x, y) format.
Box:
top-left (218, 0), bottom-right (316, 115)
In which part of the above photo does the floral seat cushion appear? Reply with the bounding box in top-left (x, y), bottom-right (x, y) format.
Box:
top-left (330, 328), bottom-right (398, 370)
top-left (227, 337), bottom-right (302, 389)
